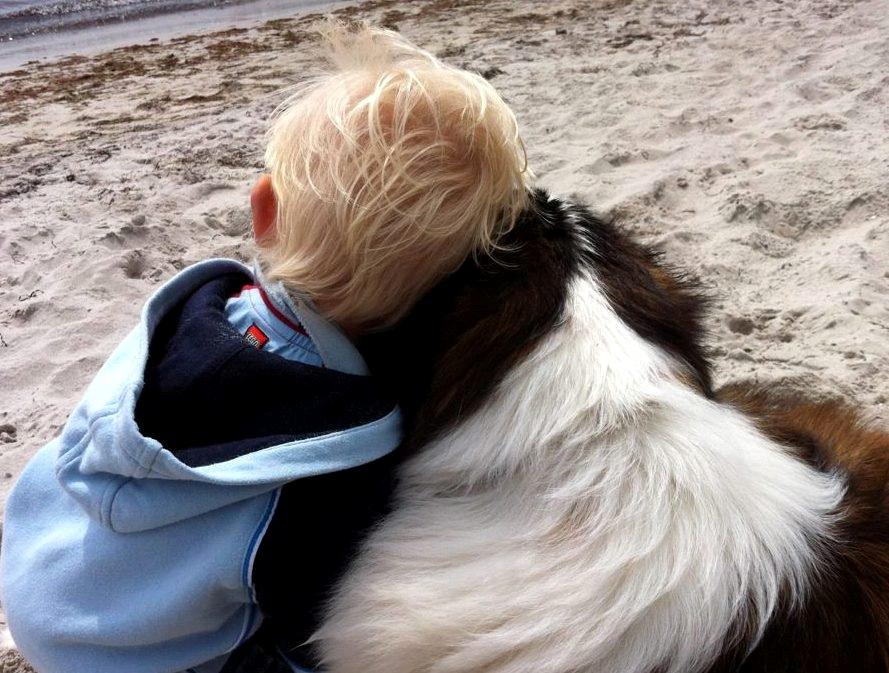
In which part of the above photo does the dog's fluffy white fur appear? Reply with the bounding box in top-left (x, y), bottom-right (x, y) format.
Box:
top-left (313, 268), bottom-right (844, 673)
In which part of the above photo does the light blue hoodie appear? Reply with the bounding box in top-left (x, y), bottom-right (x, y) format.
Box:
top-left (0, 259), bottom-right (402, 673)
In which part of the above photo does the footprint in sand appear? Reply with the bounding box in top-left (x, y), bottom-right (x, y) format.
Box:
top-left (0, 424), bottom-right (16, 444)
top-left (120, 250), bottom-right (147, 279)
top-left (795, 78), bottom-right (837, 103)
top-left (12, 303), bottom-right (38, 322)
top-left (744, 231), bottom-right (796, 259)
top-left (727, 316), bottom-right (756, 335)
top-left (793, 113), bottom-right (847, 131)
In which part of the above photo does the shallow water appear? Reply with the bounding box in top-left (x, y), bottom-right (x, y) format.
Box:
top-left (0, 0), bottom-right (351, 71)
top-left (1, 1), bottom-right (253, 39)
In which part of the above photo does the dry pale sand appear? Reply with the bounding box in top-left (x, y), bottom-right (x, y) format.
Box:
top-left (0, 0), bottom-right (887, 670)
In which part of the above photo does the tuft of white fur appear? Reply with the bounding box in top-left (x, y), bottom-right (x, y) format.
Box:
top-left (314, 272), bottom-right (844, 673)
top-left (0, 628), bottom-right (15, 650)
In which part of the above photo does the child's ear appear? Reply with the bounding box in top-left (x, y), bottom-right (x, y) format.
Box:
top-left (251, 174), bottom-right (277, 242)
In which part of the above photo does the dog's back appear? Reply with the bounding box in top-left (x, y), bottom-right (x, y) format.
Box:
top-left (317, 191), bottom-right (889, 673)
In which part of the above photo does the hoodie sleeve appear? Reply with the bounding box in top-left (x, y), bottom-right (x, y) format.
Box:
top-left (0, 439), bottom-right (277, 673)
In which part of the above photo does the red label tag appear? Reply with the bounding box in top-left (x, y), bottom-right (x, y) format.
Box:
top-left (244, 324), bottom-right (269, 349)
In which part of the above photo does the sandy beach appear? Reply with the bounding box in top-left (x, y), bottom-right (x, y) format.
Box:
top-left (0, 0), bottom-right (887, 669)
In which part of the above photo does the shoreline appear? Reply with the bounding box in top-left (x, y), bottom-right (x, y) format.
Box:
top-left (0, 0), bottom-right (355, 72)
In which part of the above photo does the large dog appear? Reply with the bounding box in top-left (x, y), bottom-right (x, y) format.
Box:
top-left (316, 189), bottom-right (889, 673)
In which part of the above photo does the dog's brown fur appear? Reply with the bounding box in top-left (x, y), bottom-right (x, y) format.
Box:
top-left (711, 384), bottom-right (889, 672)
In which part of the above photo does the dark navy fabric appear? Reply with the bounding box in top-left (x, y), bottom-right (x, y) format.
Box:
top-left (134, 273), bottom-right (400, 669)
top-left (217, 626), bottom-right (295, 673)
top-left (136, 273), bottom-right (397, 467)
top-left (252, 452), bottom-right (397, 669)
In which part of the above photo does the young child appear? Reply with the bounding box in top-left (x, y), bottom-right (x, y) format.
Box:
top-left (0, 21), bottom-right (529, 673)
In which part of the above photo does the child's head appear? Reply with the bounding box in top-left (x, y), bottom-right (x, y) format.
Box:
top-left (252, 21), bottom-right (530, 333)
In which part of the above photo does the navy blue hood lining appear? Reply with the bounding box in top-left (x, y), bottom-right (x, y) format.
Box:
top-left (135, 273), bottom-right (397, 468)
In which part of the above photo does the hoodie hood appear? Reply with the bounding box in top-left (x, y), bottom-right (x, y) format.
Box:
top-left (55, 259), bottom-right (401, 534)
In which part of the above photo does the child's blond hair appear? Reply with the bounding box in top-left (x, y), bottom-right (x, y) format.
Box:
top-left (262, 21), bottom-right (530, 331)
